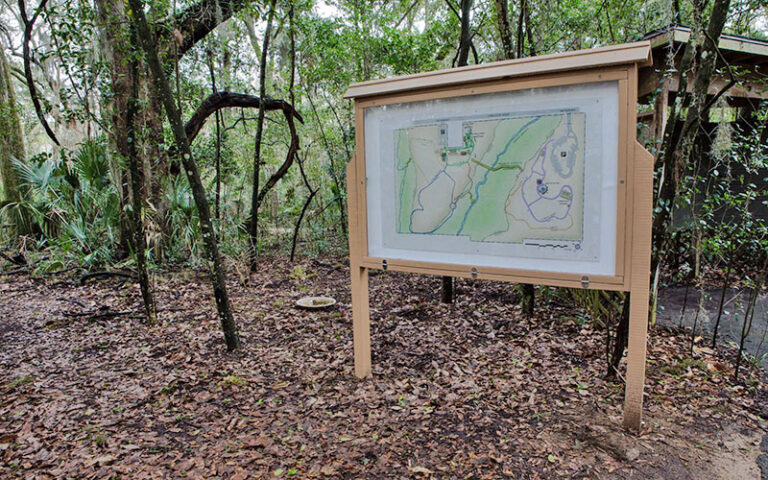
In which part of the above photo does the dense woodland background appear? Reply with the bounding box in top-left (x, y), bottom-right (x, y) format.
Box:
top-left (0, 0), bottom-right (767, 359)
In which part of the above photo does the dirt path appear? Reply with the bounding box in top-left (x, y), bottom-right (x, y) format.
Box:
top-left (657, 286), bottom-right (768, 368)
top-left (1, 258), bottom-right (767, 479)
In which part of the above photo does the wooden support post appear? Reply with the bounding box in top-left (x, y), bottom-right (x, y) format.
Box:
top-left (623, 141), bottom-right (654, 430)
top-left (351, 264), bottom-right (371, 377)
top-left (347, 157), bottom-right (372, 378)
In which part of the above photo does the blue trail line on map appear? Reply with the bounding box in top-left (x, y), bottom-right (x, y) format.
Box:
top-left (455, 117), bottom-right (541, 236)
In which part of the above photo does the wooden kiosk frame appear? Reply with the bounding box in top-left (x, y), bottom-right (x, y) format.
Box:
top-left (343, 41), bottom-right (654, 430)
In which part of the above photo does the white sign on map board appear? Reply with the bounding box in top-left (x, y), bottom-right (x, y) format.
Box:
top-left (364, 81), bottom-right (619, 275)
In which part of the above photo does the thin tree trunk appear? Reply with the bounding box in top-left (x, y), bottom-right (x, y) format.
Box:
top-left (440, 276), bottom-right (454, 304)
top-left (18, 0), bottom-right (60, 146)
top-left (207, 51), bottom-right (223, 224)
top-left (690, 287), bottom-right (706, 356)
top-left (673, 0), bottom-right (681, 24)
top-left (607, 292), bottom-right (630, 380)
top-left (523, 3), bottom-right (536, 56)
top-left (290, 182), bottom-right (317, 261)
top-left (689, 226), bottom-right (704, 356)
top-left (128, 0), bottom-right (240, 350)
top-left (711, 241), bottom-right (736, 348)
top-left (455, 0), bottom-right (473, 67)
top-left (494, 0), bottom-right (514, 59)
top-left (126, 37), bottom-right (157, 325)
top-left (678, 283), bottom-right (690, 328)
top-left (249, 0), bottom-right (277, 271)
top-left (734, 254), bottom-right (767, 381)
top-left (291, 153), bottom-right (317, 262)
top-left (515, 0), bottom-right (526, 58)
top-left (521, 283), bottom-right (535, 316)
top-left (734, 288), bottom-right (757, 381)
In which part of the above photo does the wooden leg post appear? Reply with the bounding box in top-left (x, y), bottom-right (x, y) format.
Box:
top-left (346, 155), bottom-right (371, 378)
top-left (622, 287), bottom-right (649, 429)
top-left (350, 263), bottom-right (371, 378)
top-left (623, 141), bottom-right (654, 430)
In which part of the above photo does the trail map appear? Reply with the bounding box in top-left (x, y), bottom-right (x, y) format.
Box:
top-left (395, 111), bottom-right (586, 249)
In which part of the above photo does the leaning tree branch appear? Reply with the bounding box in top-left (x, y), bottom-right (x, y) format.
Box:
top-left (443, 0), bottom-right (460, 20)
top-left (162, 0), bottom-right (251, 59)
top-left (290, 154), bottom-right (318, 262)
top-left (184, 91), bottom-right (303, 144)
top-left (18, 0), bottom-right (60, 146)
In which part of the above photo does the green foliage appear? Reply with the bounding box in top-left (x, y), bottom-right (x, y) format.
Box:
top-left (4, 138), bottom-right (121, 267)
top-left (673, 109), bottom-right (768, 270)
top-left (566, 288), bottom-right (625, 329)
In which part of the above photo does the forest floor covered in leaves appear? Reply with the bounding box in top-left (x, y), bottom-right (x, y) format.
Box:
top-left (1, 257), bottom-right (768, 479)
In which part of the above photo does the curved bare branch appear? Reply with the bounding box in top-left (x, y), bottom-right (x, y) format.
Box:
top-left (184, 91), bottom-right (303, 144)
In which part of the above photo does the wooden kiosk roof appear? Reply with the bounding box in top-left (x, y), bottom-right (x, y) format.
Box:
top-left (640, 25), bottom-right (768, 102)
top-left (344, 41), bottom-right (652, 99)
top-left (645, 25), bottom-right (768, 63)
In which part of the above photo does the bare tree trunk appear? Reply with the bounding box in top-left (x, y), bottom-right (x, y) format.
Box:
top-left (515, 0), bottom-right (526, 58)
top-left (678, 283), bottom-right (690, 328)
top-left (441, 276), bottom-right (454, 304)
top-left (126, 39), bottom-right (157, 325)
top-left (521, 283), bottom-right (535, 316)
top-left (94, 0), bottom-right (135, 259)
top-left (734, 256), bottom-right (766, 381)
top-left (129, 0), bottom-right (240, 350)
top-left (711, 240), bottom-right (736, 348)
top-left (290, 172), bottom-right (317, 261)
top-left (97, 0), bottom-right (254, 261)
top-left (18, 0), bottom-right (60, 146)
top-left (523, 2), bottom-right (536, 56)
top-left (607, 292), bottom-right (630, 380)
top-left (249, 0), bottom-right (277, 271)
top-left (454, 0), bottom-right (473, 67)
top-left (207, 51), bottom-right (223, 224)
top-left (494, 0), bottom-right (514, 59)
top-left (0, 46), bottom-right (30, 240)
top-left (672, 0), bottom-right (681, 24)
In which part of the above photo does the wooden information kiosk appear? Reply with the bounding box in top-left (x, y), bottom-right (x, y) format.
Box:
top-left (344, 41), bottom-right (654, 430)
